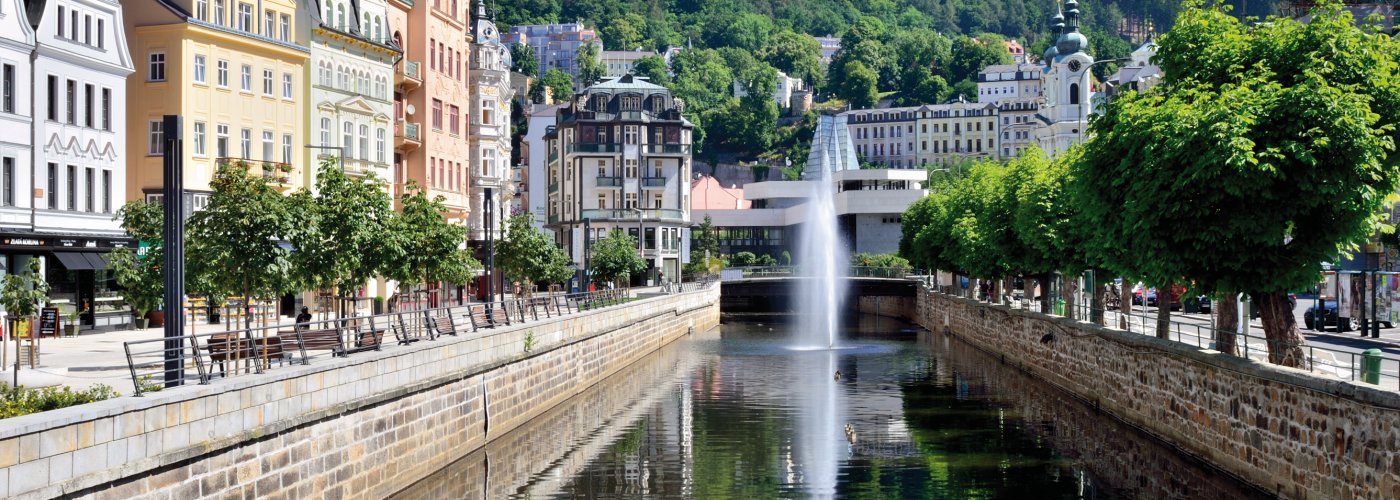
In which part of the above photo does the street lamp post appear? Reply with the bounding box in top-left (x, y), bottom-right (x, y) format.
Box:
top-left (485, 188), bottom-right (495, 311)
top-left (1075, 58), bottom-right (1131, 147)
top-left (628, 207), bottom-right (644, 285)
top-left (304, 145), bottom-right (348, 168)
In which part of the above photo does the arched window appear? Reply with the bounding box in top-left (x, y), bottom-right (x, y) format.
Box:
top-left (342, 121), bottom-right (353, 158)
top-left (375, 18), bottom-right (383, 41)
top-left (376, 128), bottom-right (386, 163)
top-left (319, 118), bottom-right (330, 147)
top-left (336, 4), bottom-right (344, 30)
top-left (1069, 83), bottom-right (1080, 105)
top-left (359, 124), bottom-right (369, 160)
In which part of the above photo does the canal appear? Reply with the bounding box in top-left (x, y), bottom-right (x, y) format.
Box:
top-left (394, 315), bottom-right (1268, 499)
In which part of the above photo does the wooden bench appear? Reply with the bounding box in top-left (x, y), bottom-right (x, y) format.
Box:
top-left (205, 333), bottom-right (254, 376)
top-left (392, 312), bottom-right (422, 345)
top-left (339, 319), bottom-right (386, 355)
top-left (254, 336), bottom-right (289, 367)
top-left (468, 305), bottom-right (493, 331)
top-left (296, 328), bottom-right (345, 357)
top-left (423, 312), bottom-right (456, 338)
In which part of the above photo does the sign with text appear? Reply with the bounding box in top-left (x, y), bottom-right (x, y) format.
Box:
top-left (38, 307), bottom-right (59, 338)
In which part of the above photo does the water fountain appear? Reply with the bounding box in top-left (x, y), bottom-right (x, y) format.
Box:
top-left (795, 114), bottom-right (857, 349)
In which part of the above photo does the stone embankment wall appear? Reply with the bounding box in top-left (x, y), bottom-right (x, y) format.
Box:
top-left (0, 287), bottom-right (719, 499)
top-left (917, 289), bottom-right (1400, 500)
top-left (855, 295), bottom-right (916, 320)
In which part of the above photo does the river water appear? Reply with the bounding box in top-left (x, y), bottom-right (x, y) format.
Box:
top-left (394, 315), bottom-right (1268, 499)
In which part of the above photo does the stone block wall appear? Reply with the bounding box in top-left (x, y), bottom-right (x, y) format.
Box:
top-left (0, 287), bottom-right (719, 499)
top-left (916, 289), bottom-right (1400, 500)
top-left (855, 295), bottom-right (916, 320)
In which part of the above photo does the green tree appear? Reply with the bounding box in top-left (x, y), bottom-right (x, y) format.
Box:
top-left (839, 61), bottom-right (879, 108)
top-left (383, 181), bottom-right (481, 299)
top-left (287, 159), bottom-right (398, 316)
top-left (1074, 1), bottom-right (1400, 366)
top-left (632, 55), bottom-right (670, 86)
top-left (949, 34), bottom-right (1011, 85)
top-left (576, 42), bottom-right (606, 88)
top-left (498, 213), bottom-right (574, 292)
top-left (109, 201), bottom-right (164, 324)
top-left (589, 230), bottom-right (646, 285)
top-left (761, 30), bottom-right (824, 87)
top-left (1, 259), bottom-right (49, 338)
top-left (726, 13), bottom-right (774, 51)
top-left (671, 48), bottom-right (734, 112)
top-left (186, 162), bottom-right (298, 329)
top-left (602, 13), bottom-right (648, 50)
top-left (510, 43), bottom-right (539, 77)
top-left (540, 68), bottom-right (574, 102)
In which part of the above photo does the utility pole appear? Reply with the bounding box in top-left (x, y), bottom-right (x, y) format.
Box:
top-left (161, 115), bottom-right (186, 388)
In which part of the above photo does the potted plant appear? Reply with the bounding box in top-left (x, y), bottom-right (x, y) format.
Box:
top-left (148, 308), bottom-right (165, 327)
top-left (373, 295), bottom-right (385, 315)
top-left (64, 307), bottom-right (80, 337)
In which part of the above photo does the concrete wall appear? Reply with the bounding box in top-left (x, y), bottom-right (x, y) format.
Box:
top-left (916, 288), bottom-right (1400, 500)
top-left (0, 287), bottom-right (719, 499)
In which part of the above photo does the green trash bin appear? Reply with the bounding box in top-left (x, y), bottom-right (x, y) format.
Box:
top-left (1054, 298), bottom-right (1066, 316)
top-left (1362, 348), bottom-right (1383, 385)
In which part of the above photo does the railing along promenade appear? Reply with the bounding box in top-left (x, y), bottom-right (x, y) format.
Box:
top-left (123, 280), bottom-right (715, 395)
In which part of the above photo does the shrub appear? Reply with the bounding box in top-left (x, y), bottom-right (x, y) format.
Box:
top-left (0, 383), bottom-right (120, 419)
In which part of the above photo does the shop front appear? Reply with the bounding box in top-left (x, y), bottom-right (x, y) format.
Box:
top-left (0, 234), bottom-right (135, 330)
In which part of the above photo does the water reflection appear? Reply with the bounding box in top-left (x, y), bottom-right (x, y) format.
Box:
top-left (393, 317), bottom-right (1266, 499)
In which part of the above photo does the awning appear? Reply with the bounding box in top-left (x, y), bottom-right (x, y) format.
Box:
top-left (51, 252), bottom-right (110, 271)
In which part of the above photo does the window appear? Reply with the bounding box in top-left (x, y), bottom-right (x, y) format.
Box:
top-left (624, 125), bottom-right (638, 144)
top-left (84, 15), bottom-right (91, 45)
top-left (66, 165), bottom-right (76, 210)
top-left (193, 121), bottom-right (207, 156)
top-left (448, 105), bottom-right (459, 134)
top-left (1069, 83), bottom-right (1080, 105)
top-left (375, 128), bottom-right (385, 163)
top-left (240, 64), bottom-right (251, 91)
top-left (47, 164), bottom-right (57, 209)
top-left (279, 14), bottom-right (290, 41)
top-left (148, 120), bottom-right (164, 155)
top-left (282, 73), bottom-right (292, 98)
top-left (85, 168), bottom-right (94, 212)
top-left (241, 128), bottom-right (252, 158)
top-left (481, 100), bottom-right (495, 126)
top-left (282, 134), bottom-right (292, 163)
top-left (1, 64), bottom-right (12, 113)
top-left (84, 84), bottom-right (94, 128)
top-left (482, 149), bottom-right (496, 177)
top-left (214, 0), bottom-right (225, 24)
top-left (46, 76), bottom-right (56, 120)
top-left (431, 99), bottom-right (442, 130)
top-left (195, 0), bottom-right (208, 20)
top-left (261, 130), bottom-right (273, 161)
top-left (429, 39), bottom-right (436, 71)
top-left (217, 60), bottom-right (228, 87)
top-left (102, 170), bottom-right (111, 213)
top-left (101, 88), bottom-right (111, 130)
top-left (319, 118), bottom-right (330, 147)
top-left (237, 3), bottom-right (253, 32)
top-left (1, 157), bottom-right (11, 207)
top-left (58, 6), bottom-right (66, 38)
top-left (264, 9), bottom-right (274, 36)
top-left (262, 69), bottom-right (273, 95)
top-left (342, 122), bottom-right (352, 157)
top-left (72, 10), bottom-right (78, 38)
top-left (193, 55), bottom-right (206, 83)
top-left (216, 124), bottom-right (229, 157)
top-left (358, 125), bottom-right (369, 160)
top-left (148, 52), bottom-right (166, 81)
top-left (65, 80), bottom-right (75, 124)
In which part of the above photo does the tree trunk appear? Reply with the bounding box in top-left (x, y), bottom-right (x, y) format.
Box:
top-left (1120, 279), bottom-right (1131, 329)
top-left (1156, 285), bottom-right (1171, 339)
top-left (1257, 292), bottom-right (1308, 369)
top-left (1091, 272), bottom-right (1105, 326)
top-left (1062, 273), bottom-right (1076, 320)
top-left (1215, 292), bottom-right (1239, 356)
top-left (1039, 273), bottom-right (1052, 314)
top-left (1004, 276), bottom-right (1014, 306)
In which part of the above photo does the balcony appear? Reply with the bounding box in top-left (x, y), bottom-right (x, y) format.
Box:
top-left (549, 181), bottom-right (559, 193)
top-left (547, 213), bottom-right (559, 224)
top-left (595, 176), bottom-right (623, 188)
top-left (567, 143), bottom-right (621, 154)
top-left (341, 158), bottom-right (390, 178)
top-left (395, 122), bottom-right (421, 151)
top-left (640, 177), bottom-right (667, 188)
top-left (580, 208), bottom-right (686, 222)
top-left (643, 144), bottom-right (690, 155)
top-left (396, 60), bottom-right (422, 90)
top-left (218, 157), bottom-right (294, 186)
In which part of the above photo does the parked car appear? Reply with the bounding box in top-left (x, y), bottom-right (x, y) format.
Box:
top-left (1304, 300), bottom-right (1358, 331)
top-left (1184, 295), bottom-right (1211, 314)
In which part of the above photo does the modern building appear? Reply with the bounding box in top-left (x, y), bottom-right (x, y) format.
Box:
top-left (0, 0), bottom-right (135, 327)
top-left (467, 0), bottom-right (513, 250)
top-left (1034, 1), bottom-right (1096, 156)
top-left (304, 0), bottom-right (400, 192)
top-left (124, 0), bottom-right (310, 205)
top-left (396, 0), bottom-right (473, 229)
top-left (504, 22), bottom-right (599, 79)
top-left (542, 75), bottom-right (694, 284)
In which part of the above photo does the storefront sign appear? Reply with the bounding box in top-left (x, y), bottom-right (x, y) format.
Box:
top-left (4, 238), bottom-right (43, 246)
top-left (38, 307), bottom-right (58, 338)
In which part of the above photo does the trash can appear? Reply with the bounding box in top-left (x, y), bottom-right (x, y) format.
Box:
top-left (1054, 299), bottom-right (1066, 316)
top-left (1362, 348), bottom-right (1383, 385)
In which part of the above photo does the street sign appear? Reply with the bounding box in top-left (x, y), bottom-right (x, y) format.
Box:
top-left (137, 240), bottom-right (155, 261)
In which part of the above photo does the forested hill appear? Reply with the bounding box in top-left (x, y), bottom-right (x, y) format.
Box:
top-left (493, 0), bottom-right (1278, 52)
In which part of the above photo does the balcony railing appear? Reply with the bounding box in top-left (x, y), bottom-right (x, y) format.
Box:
top-left (397, 60), bottom-right (422, 89)
top-left (641, 177), bottom-right (667, 188)
top-left (596, 176), bottom-right (623, 188)
top-left (568, 143), bottom-right (621, 154)
top-left (643, 144), bottom-right (690, 155)
top-left (396, 122), bottom-right (422, 151)
top-left (580, 208), bottom-right (686, 221)
top-left (549, 181), bottom-right (559, 193)
top-left (547, 213), bottom-right (559, 224)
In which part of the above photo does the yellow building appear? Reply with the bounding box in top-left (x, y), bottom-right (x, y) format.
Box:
top-left (124, 0), bottom-right (308, 206)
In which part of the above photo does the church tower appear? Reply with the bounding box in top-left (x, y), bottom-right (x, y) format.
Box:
top-left (1035, 0), bottom-right (1095, 156)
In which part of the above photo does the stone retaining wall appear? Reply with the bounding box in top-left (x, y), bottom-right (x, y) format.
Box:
top-left (855, 295), bottom-right (916, 320)
top-left (0, 287), bottom-right (719, 499)
top-left (916, 289), bottom-right (1400, 500)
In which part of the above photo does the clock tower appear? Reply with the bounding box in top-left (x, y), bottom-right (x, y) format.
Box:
top-left (1035, 0), bottom-right (1095, 156)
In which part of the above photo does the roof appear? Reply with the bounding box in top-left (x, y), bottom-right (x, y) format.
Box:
top-left (586, 74), bottom-right (669, 92)
top-left (1108, 65), bottom-right (1162, 85)
top-left (690, 176), bottom-right (751, 210)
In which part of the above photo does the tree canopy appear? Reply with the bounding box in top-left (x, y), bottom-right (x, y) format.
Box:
top-left (589, 230), bottom-right (646, 284)
top-left (498, 213), bottom-right (574, 289)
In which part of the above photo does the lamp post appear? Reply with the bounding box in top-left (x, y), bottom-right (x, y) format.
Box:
top-left (628, 207), bottom-right (644, 284)
top-left (1075, 58), bottom-right (1131, 147)
top-left (303, 145), bottom-right (348, 168)
top-left (485, 187), bottom-right (495, 310)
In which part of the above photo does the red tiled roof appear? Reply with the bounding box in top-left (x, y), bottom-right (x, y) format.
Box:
top-left (690, 176), bottom-right (750, 210)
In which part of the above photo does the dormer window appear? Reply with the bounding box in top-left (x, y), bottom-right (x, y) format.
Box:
top-left (591, 95), bottom-right (608, 112)
top-left (651, 96), bottom-right (665, 111)
top-left (621, 96), bottom-right (640, 111)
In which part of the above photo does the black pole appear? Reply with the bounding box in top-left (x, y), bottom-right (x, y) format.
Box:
top-left (582, 219), bottom-right (591, 292)
top-left (1372, 268), bottom-right (1380, 338)
top-left (484, 187), bottom-right (494, 310)
top-left (161, 115), bottom-right (185, 388)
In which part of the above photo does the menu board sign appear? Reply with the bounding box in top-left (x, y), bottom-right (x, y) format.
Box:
top-left (38, 307), bottom-right (59, 338)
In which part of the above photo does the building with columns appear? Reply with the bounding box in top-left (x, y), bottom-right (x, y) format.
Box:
top-left (1035, 1), bottom-right (1095, 157)
top-left (543, 75), bottom-right (693, 284)
top-left (467, 1), bottom-right (513, 251)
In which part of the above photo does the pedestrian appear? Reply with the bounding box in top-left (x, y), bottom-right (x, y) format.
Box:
top-left (295, 306), bottom-right (311, 331)
top-left (513, 281), bottom-right (521, 297)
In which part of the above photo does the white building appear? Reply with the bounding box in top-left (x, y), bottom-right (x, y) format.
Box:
top-left (1035, 1), bottom-right (1096, 157)
top-left (524, 103), bottom-right (566, 234)
top-left (468, 0), bottom-right (514, 246)
top-left (732, 70), bottom-right (805, 112)
top-left (600, 48), bottom-right (654, 77)
top-left (305, 0), bottom-right (398, 189)
top-left (814, 35), bottom-right (840, 66)
top-left (0, 0), bottom-right (34, 239)
top-left (977, 62), bottom-right (1042, 105)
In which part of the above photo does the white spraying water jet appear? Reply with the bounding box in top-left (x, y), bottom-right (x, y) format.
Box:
top-left (795, 115), bottom-right (852, 349)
